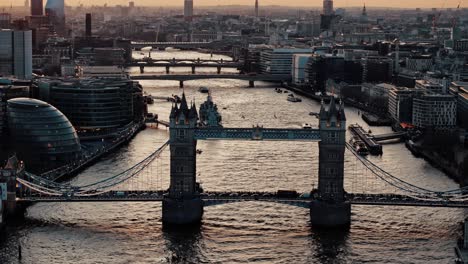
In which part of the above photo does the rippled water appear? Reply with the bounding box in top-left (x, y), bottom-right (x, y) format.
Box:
top-left (0, 51), bottom-right (465, 264)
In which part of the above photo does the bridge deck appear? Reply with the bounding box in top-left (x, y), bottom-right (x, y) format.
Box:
top-left (129, 74), bottom-right (291, 82)
top-left (194, 127), bottom-right (321, 141)
top-left (16, 192), bottom-right (468, 208)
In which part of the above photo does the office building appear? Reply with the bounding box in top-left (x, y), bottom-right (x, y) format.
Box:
top-left (0, 30), bottom-right (33, 80)
top-left (36, 77), bottom-right (144, 131)
top-left (321, 0), bottom-right (335, 30)
top-left (415, 79), bottom-right (445, 94)
top-left (292, 54), bottom-right (312, 84)
top-left (260, 48), bottom-right (313, 75)
top-left (412, 94), bottom-right (457, 128)
top-left (449, 81), bottom-right (468, 129)
top-left (45, 0), bottom-right (65, 35)
top-left (0, 13), bottom-right (11, 29)
top-left (0, 85), bottom-right (30, 140)
top-left (388, 87), bottom-right (424, 123)
top-left (31, 0), bottom-right (44, 16)
top-left (184, 0), bottom-right (194, 22)
top-left (361, 56), bottom-right (393, 83)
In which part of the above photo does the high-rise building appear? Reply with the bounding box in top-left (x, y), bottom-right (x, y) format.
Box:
top-left (0, 30), bottom-right (33, 79)
top-left (0, 13), bottom-right (11, 29)
top-left (31, 0), bottom-right (43, 16)
top-left (85, 13), bottom-right (91, 37)
top-left (412, 94), bottom-right (457, 128)
top-left (323, 0), bottom-right (334, 15)
top-left (45, 0), bottom-right (65, 35)
top-left (321, 0), bottom-right (335, 30)
top-left (255, 0), bottom-right (259, 17)
top-left (184, 0), bottom-right (193, 22)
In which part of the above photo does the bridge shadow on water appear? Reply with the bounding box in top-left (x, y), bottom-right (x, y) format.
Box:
top-left (162, 224), bottom-right (206, 263)
top-left (309, 225), bottom-right (350, 263)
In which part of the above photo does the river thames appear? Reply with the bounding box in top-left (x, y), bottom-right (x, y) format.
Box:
top-left (0, 51), bottom-right (465, 264)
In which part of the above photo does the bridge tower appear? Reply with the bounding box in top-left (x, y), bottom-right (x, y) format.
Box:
top-left (310, 97), bottom-right (351, 227)
top-left (162, 93), bottom-right (204, 225)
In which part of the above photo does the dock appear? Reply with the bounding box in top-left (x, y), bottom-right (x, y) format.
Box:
top-left (348, 124), bottom-right (383, 155)
top-left (348, 124), bottom-right (408, 155)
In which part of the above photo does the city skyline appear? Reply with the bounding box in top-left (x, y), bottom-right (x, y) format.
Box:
top-left (0, 0), bottom-right (466, 8)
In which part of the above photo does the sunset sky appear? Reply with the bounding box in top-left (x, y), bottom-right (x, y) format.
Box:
top-left (69, 0), bottom-right (464, 8)
top-left (2, 0), bottom-right (466, 8)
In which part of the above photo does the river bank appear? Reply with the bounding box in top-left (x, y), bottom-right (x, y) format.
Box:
top-left (287, 84), bottom-right (468, 187)
top-left (406, 140), bottom-right (468, 187)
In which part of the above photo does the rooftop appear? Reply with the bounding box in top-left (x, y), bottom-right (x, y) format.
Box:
top-left (8, 98), bottom-right (50, 108)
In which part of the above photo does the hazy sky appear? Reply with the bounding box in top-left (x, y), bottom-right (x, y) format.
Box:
top-left (70, 0), bottom-right (465, 8)
top-left (2, 0), bottom-right (466, 8)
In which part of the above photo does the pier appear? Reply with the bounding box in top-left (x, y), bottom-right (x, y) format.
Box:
top-left (348, 124), bottom-right (408, 155)
top-left (348, 124), bottom-right (383, 155)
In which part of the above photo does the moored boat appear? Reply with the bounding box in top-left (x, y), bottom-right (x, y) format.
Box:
top-left (287, 94), bottom-right (302, 102)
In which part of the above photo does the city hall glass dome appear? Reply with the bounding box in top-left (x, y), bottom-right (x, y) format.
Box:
top-left (7, 98), bottom-right (81, 173)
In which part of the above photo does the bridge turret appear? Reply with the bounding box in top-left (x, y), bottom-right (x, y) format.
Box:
top-left (311, 97), bottom-right (350, 227)
top-left (0, 155), bottom-right (25, 219)
top-left (199, 93), bottom-right (222, 127)
top-left (164, 92), bottom-right (204, 225)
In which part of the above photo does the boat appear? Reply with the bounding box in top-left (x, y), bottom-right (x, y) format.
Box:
top-left (309, 112), bottom-right (319, 117)
top-left (144, 96), bottom-right (154, 105)
top-left (287, 94), bottom-right (302, 102)
top-left (352, 139), bottom-right (369, 156)
top-left (303, 123), bottom-right (312, 129)
top-left (275, 88), bottom-right (283, 93)
top-left (198, 87), bottom-right (209, 93)
top-left (167, 95), bottom-right (181, 103)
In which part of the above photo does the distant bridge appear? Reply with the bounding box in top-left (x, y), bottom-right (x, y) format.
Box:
top-left (131, 41), bottom-right (220, 50)
top-left (130, 74), bottom-right (291, 87)
top-left (127, 59), bottom-right (242, 74)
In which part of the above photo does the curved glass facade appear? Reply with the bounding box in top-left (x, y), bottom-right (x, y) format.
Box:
top-left (7, 98), bottom-right (81, 173)
top-left (41, 78), bottom-right (136, 130)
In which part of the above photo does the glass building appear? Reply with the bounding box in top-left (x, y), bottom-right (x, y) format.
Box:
top-left (45, 0), bottom-right (65, 35)
top-left (0, 30), bottom-right (33, 79)
top-left (7, 98), bottom-right (81, 173)
top-left (36, 77), bottom-right (144, 132)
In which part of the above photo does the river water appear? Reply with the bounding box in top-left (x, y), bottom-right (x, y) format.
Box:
top-left (0, 51), bottom-right (465, 264)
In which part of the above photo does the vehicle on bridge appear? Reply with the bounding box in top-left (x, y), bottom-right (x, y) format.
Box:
top-left (277, 190), bottom-right (298, 198)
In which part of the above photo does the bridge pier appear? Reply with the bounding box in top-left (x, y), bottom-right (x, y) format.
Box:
top-left (179, 80), bottom-right (184, 88)
top-left (217, 66), bottom-right (221, 74)
top-left (249, 80), bottom-right (255, 87)
top-left (310, 200), bottom-right (351, 227)
top-left (162, 197), bottom-right (204, 225)
top-left (191, 66), bottom-right (196, 74)
top-left (166, 66), bottom-right (170, 74)
top-left (139, 66), bottom-right (145, 74)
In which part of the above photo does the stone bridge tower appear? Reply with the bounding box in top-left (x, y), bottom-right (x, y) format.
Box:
top-left (310, 97), bottom-right (351, 226)
top-left (162, 93), bottom-right (204, 225)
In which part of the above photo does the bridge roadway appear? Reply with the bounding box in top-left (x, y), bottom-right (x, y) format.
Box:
top-left (194, 127), bottom-right (321, 141)
top-left (16, 192), bottom-right (468, 208)
top-left (131, 41), bottom-right (214, 48)
top-left (130, 74), bottom-right (291, 83)
top-left (130, 58), bottom-right (239, 64)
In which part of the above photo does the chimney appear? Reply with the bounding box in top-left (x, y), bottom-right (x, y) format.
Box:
top-left (85, 13), bottom-right (92, 37)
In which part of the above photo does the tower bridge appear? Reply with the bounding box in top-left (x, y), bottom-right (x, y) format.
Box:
top-left (2, 93), bottom-right (468, 228)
